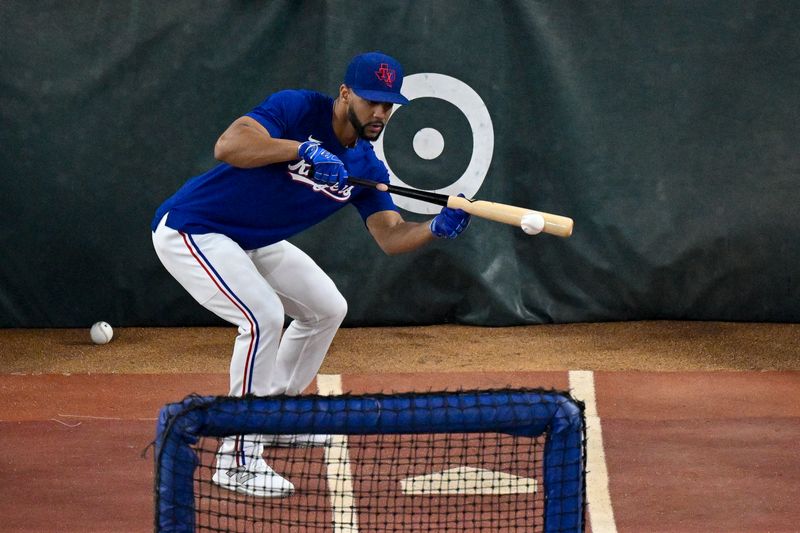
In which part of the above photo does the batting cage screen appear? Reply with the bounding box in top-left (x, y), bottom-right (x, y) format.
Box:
top-left (154, 389), bottom-right (586, 532)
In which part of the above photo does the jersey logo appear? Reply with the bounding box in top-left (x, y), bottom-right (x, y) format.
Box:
top-left (287, 160), bottom-right (353, 202)
top-left (375, 63), bottom-right (396, 87)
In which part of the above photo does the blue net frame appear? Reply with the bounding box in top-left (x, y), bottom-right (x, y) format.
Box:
top-left (154, 389), bottom-right (586, 532)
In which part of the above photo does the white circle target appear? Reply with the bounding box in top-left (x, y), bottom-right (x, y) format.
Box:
top-left (412, 128), bottom-right (445, 160)
top-left (372, 73), bottom-right (494, 214)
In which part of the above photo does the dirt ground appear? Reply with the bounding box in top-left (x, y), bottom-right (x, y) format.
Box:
top-left (1, 321), bottom-right (798, 533)
top-left (1, 321), bottom-right (798, 374)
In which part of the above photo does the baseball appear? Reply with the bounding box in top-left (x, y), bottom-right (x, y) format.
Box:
top-left (90, 321), bottom-right (114, 345)
top-left (520, 213), bottom-right (546, 235)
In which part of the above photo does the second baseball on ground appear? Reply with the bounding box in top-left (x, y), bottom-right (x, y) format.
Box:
top-left (520, 213), bottom-right (546, 235)
top-left (90, 321), bottom-right (114, 344)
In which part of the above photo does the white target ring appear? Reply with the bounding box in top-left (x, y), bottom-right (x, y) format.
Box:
top-left (372, 73), bottom-right (494, 214)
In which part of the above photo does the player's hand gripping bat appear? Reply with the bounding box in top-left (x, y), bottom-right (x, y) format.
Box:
top-left (348, 177), bottom-right (574, 238)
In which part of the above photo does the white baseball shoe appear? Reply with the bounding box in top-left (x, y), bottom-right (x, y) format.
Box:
top-left (262, 434), bottom-right (333, 447)
top-left (212, 454), bottom-right (294, 498)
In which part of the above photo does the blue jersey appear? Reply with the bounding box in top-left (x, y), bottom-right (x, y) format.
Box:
top-left (151, 90), bottom-right (397, 250)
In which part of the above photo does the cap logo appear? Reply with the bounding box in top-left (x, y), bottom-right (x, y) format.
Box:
top-left (375, 63), bottom-right (396, 88)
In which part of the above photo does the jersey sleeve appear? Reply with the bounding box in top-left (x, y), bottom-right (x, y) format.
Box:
top-left (350, 158), bottom-right (398, 221)
top-left (352, 188), bottom-right (398, 221)
top-left (245, 90), bottom-right (308, 139)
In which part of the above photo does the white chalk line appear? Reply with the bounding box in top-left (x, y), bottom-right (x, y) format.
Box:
top-left (46, 413), bottom-right (155, 428)
top-left (316, 374), bottom-right (359, 533)
top-left (569, 370), bottom-right (618, 533)
top-left (56, 414), bottom-right (157, 421)
top-left (50, 418), bottom-right (82, 428)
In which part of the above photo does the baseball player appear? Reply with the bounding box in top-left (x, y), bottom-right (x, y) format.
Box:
top-left (151, 51), bottom-right (471, 497)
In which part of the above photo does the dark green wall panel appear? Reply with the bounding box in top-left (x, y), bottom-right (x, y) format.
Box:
top-left (2, 1), bottom-right (797, 326)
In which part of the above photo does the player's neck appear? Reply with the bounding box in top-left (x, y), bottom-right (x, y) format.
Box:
top-left (332, 97), bottom-right (358, 149)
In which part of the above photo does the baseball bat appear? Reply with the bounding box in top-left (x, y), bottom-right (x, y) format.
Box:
top-left (348, 177), bottom-right (574, 238)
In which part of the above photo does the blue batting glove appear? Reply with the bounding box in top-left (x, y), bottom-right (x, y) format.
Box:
top-left (430, 195), bottom-right (471, 239)
top-left (298, 140), bottom-right (348, 189)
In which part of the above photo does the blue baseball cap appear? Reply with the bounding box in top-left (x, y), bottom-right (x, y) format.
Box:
top-left (344, 51), bottom-right (410, 105)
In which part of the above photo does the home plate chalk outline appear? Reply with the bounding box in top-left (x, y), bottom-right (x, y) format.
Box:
top-left (316, 374), bottom-right (585, 533)
top-left (400, 466), bottom-right (537, 495)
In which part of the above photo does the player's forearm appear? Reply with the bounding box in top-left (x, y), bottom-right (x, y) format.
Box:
top-left (214, 118), bottom-right (300, 168)
top-left (371, 219), bottom-right (437, 255)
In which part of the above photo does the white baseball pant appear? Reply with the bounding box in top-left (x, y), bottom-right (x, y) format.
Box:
top-left (152, 213), bottom-right (347, 397)
top-left (153, 213), bottom-right (347, 468)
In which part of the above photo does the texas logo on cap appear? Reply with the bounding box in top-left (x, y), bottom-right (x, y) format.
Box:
top-left (344, 51), bottom-right (409, 105)
top-left (375, 63), bottom-right (396, 87)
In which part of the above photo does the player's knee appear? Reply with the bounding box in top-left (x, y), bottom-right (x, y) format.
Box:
top-left (320, 292), bottom-right (348, 324)
top-left (259, 309), bottom-right (287, 333)
top-left (245, 303), bottom-right (286, 334)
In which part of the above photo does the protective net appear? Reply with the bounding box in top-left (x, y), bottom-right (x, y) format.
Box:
top-left (155, 390), bottom-right (585, 532)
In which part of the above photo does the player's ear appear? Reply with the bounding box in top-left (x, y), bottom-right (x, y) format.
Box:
top-left (339, 84), bottom-right (350, 102)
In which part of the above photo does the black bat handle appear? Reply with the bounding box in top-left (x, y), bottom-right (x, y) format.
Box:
top-left (348, 177), bottom-right (449, 207)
